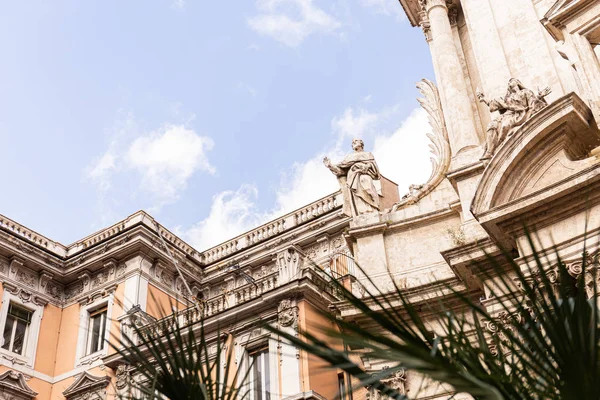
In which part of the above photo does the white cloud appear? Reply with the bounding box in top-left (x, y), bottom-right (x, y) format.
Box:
top-left (126, 125), bottom-right (214, 205)
top-left (84, 110), bottom-right (138, 192)
top-left (237, 82), bottom-right (259, 97)
top-left (180, 104), bottom-right (434, 251)
top-left (171, 0), bottom-right (185, 9)
top-left (85, 151), bottom-right (117, 191)
top-left (181, 185), bottom-right (268, 250)
top-left (274, 106), bottom-right (432, 216)
top-left (248, 0), bottom-right (341, 47)
top-left (331, 107), bottom-right (380, 141)
top-left (360, 0), bottom-right (404, 18)
top-left (372, 108), bottom-right (432, 193)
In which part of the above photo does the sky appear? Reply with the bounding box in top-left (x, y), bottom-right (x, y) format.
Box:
top-left (0, 0), bottom-right (435, 251)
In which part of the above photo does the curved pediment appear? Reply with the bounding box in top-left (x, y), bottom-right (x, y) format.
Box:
top-left (471, 93), bottom-right (600, 245)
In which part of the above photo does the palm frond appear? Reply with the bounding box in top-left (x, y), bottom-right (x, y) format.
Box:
top-left (267, 230), bottom-right (600, 400)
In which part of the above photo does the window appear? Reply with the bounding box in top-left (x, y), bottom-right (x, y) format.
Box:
top-left (86, 306), bottom-right (107, 355)
top-left (1, 303), bottom-right (32, 355)
top-left (249, 347), bottom-right (270, 400)
top-left (337, 373), bottom-right (347, 400)
top-left (75, 295), bottom-right (114, 367)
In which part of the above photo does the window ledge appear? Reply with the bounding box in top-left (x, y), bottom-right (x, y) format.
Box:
top-left (0, 348), bottom-right (31, 368)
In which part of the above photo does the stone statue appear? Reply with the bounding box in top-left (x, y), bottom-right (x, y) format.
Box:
top-left (323, 139), bottom-right (381, 217)
top-left (477, 78), bottom-right (551, 159)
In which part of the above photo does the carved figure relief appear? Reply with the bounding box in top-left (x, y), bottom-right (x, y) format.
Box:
top-left (115, 364), bottom-right (133, 391)
top-left (324, 139), bottom-right (381, 217)
top-left (278, 299), bottom-right (297, 327)
top-left (477, 78), bottom-right (551, 159)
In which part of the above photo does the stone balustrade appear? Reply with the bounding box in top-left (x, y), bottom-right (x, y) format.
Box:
top-left (0, 214), bottom-right (65, 256)
top-left (203, 239), bottom-right (240, 264)
top-left (294, 195), bottom-right (337, 224)
top-left (234, 273), bottom-right (279, 305)
top-left (246, 218), bottom-right (286, 245)
top-left (1, 192), bottom-right (341, 267)
top-left (80, 222), bottom-right (126, 249)
top-left (199, 192), bottom-right (341, 265)
top-left (130, 263), bottom-right (341, 338)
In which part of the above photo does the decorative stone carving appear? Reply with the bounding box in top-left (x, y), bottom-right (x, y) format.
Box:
top-left (278, 299), bottom-right (297, 327)
top-left (119, 305), bottom-right (158, 346)
top-left (448, 5), bottom-right (458, 25)
top-left (116, 263), bottom-right (127, 277)
top-left (277, 247), bottom-right (302, 284)
top-left (0, 259), bottom-right (8, 276)
top-left (14, 270), bottom-right (35, 289)
top-left (482, 311), bottom-right (522, 356)
top-left (64, 281), bottom-right (85, 300)
top-left (62, 371), bottom-right (111, 400)
top-left (115, 364), bottom-right (133, 391)
top-left (0, 370), bottom-right (37, 399)
top-left (91, 270), bottom-right (110, 288)
top-left (477, 78), bottom-right (551, 159)
top-left (324, 139), bottom-right (381, 217)
top-left (392, 79), bottom-right (450, 211)
top-left (8, 258), bottom-right (24, 276)
top-left (44, 281), bottom-right (63, 301)
top-left (365, 369), bottom-right (407, 399)
top-left (2, 282), bottom-right (46, 306)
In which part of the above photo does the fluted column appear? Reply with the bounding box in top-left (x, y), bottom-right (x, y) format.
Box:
top-left (420, 0), bottom-right (480, 161)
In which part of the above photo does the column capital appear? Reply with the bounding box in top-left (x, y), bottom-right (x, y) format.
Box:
top-left (448, 6), bottom-right (459, 26)
top-left (420, 18), bottom-right (433, 42)
top-left (419, 0), bottom-right (452, 13)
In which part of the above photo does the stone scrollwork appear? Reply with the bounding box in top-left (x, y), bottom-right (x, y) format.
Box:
top-left (477, 78), bottom-right (551, 160)
top-left (482, 311), bottom-right (523, 356)
top-left (278, 299), bottom-right (297, 327)
top-left (392, 79), bottom-right (450, 212)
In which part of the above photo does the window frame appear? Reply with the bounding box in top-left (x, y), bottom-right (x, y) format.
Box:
top-left (75, 294), bottom-right (114, 367)
top-left (85, 305), bottom-right (108, 356)
top-left (241, 337), bottom-right (277, 400)
top-left (1, 303), bottom-right (33, 355)
top-left (0, 290), bottom-right (43, 368)
top-left (249, 345), bottom-right (271, 400)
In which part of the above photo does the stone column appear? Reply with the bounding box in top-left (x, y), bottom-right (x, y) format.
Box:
top-left (421, 0), bottom-right (480, 164)
top-left (568, 33), bottom-right (600, 123)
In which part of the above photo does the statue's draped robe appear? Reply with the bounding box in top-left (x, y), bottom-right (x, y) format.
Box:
top-left (485, 87), bottom-right (548, 156)
top-left (330, 151), bottom-right (381, 217)
top-left (489, 88), bottom-right (547, 143)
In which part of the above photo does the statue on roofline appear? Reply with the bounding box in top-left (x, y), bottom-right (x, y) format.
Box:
top-left (323, 139), bottom-right (381, 217)
top-left (477, 78), bottom-right (551, 160)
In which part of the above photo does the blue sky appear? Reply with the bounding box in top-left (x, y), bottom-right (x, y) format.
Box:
top-left (0, 0), bottom-right (435, 250)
